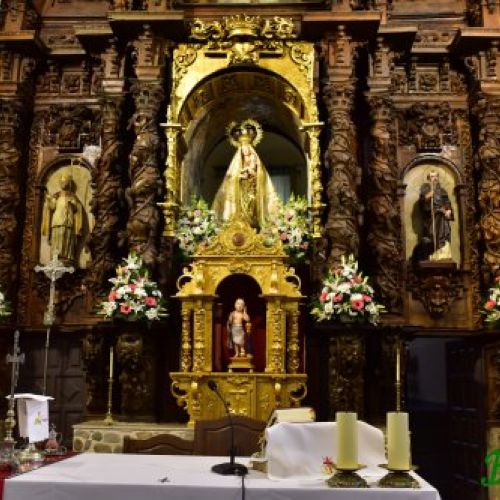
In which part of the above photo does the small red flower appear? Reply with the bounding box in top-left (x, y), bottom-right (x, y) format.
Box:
top-left (129, 283), bottom-right (137, 292)
top-left (351, 299), bottom-right (364, 311)
top-left (363, 294), bottom-right (372, 302)
top-left (332, 294), bottom-right (343, 303)
top-left (485, 300), bottom-right (496, 310)
top-left (120, 304), bottom-right (132, 314)
top-left (323, 456), bottom-right (334, 466)
top-left (320, 292), bottom-right (328, 303)
top-left (108, 291), bottom-right (117, 301)
top-left (144, 296), bottom-right (157, 307)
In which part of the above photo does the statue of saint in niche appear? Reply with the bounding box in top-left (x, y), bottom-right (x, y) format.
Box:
top-left (212, 119), bottom-right (278, 228)
top-left (415, 170), bottom-right (454, 261)
top-left (227, 298), bottom-right (250, 357)
top-left (41, 172), bottom-right (85, 265)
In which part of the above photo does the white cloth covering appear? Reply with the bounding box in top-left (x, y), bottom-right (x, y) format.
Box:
top-left (266, 421), bottom-right (386, 480)
top-left (4, 453), bottom-right (440, 500)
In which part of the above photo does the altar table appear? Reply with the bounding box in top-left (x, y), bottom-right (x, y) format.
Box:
top-left (4, 453), bottom-right (441, 500)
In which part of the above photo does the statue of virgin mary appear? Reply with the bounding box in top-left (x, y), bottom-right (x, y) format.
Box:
top-left (212, 119), bottom-right (279, 228)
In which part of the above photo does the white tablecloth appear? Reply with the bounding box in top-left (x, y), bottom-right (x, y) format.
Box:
top-left (4, 453), bottom-right (441, 500)
top-left (266, 421), bottom-right (386, 479)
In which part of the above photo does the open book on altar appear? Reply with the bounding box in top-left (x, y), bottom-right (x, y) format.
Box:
top-left (267, 407), bottom-right (316, 427)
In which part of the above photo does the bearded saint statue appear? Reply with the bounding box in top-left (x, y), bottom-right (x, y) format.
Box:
top-left (212, 119), bottom-right (278, 228)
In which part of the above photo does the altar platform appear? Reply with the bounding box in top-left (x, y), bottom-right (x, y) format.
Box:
top-left (72, 421), bottom-right (193, 454)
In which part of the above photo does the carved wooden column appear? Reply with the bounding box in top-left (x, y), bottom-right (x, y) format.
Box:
top-left (0, 41), bottom-right (36, 305)
top-left (87, 40), bottom-right (125, 296)
top-left (0, 98), bottom-right (24, 297)
top-left (474, 97), bottom-right (500, 281)
top-left (126, 25), bottom-right (165, 269)
top-left (366, 38), bottom-right (403, 313)
top-left (322, 26), bottom-right (360, 268)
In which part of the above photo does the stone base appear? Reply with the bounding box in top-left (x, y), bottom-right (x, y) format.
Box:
top-left (73, 420), bottom-right (193, 454)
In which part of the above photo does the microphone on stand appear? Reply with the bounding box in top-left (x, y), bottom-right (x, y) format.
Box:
top-left (207, 380), bottom-right (248, 476)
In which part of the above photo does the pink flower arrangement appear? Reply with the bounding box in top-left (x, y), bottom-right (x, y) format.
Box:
top-left (99, 253), bottom-right (167, 323)
top-left (483, 276), bottom-right (500, 325)
top-left (311, 254), bottom-right (385, 325)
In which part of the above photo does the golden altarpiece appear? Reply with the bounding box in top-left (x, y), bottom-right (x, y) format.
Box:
top-left (164, 16), bottom-right (321, 424)
top-left (170, 220), bottom-right (306, 424)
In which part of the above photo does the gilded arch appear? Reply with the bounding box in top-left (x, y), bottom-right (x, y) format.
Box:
top-left (161, 14), bottom-right (323, 237)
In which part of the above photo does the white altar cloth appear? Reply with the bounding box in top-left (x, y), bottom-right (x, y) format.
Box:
top-left (4, 453), bottom-right (441, 500)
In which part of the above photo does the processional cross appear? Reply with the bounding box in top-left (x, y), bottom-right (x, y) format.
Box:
top-left (35, 253), bottom-right (74, 395)
top-left (4, 330), bottom-right (25, 445)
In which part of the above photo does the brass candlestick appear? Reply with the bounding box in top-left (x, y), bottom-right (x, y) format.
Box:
top-left (378, 465), bottom-right (420, 489)
top-left (103, 347), bottom-right (114, 426)
top-left (327, 465), bottom-right (368, 488)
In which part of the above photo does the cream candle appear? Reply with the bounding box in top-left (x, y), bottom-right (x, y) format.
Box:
top-left (109, 346), bottom-right (114, 380)
top-left (387, 411), bottom-right (411, 470)
top-left (336, 412), bottom-right (358, 469)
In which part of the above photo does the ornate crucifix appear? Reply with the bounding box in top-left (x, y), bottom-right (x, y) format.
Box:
top-left (35, 253), bottom-right (74, 395)
top-left (4, 330), bottom-right (25, 445)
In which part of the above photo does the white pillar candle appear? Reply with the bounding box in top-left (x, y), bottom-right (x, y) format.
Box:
top-left (336, 412), bottom-right (358, 469)
top-left (387, 411), bottom-right (411, 470)
top-left (109, 347), bottom-right (114, 380)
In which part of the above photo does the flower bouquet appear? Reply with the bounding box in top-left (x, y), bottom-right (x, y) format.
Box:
top-left (262, 194), bottom-right (311, 262)
top-left (483, 276), bottom-right (500, 326)
top-left (0, 288), bottom-right (11, 318)
top-left (99, 253), bottom-right (167, 322)
top-left (311, 254), bottom-right (385, 325)
top-left (176, 196), bottom-right (219, 257)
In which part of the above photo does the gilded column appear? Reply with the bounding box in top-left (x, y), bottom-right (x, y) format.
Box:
top-left (286, 307), bottom-right (300, 374)
top-left (322, 26), bottom-right (360, 268)
top-left (180, 306), bottom-right (192, 372)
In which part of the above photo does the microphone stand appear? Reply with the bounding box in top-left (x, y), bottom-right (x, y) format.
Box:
top-left (208, 381), bottom-right (248, 476)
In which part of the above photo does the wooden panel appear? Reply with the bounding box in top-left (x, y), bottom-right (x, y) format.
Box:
top-left (17, 331), bottom-right (85, 448)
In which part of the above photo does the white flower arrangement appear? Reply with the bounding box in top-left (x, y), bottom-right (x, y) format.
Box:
top-left (176, 197), bottom-right (219, 256)
top-left (0, 288), bottom-right (11, 318)
top-left (99, 253), bottom-right (167, 323)
top-left (262, 194), bottom-right (312, 262)
top-left (311, 254), bottom-right (385, 325)
top-left (483, 276), bottom-right (500, 325)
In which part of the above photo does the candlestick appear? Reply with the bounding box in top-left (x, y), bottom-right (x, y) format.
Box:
top-left (103, 347), bottom-right (114, 426)
top-left (336, 412), bottom-right (358, 469)
top-left (387, 412), bottom-right (411, 470)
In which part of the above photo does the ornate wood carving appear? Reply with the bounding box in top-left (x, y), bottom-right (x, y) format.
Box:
top-left (44, 104), bottom-right (100, 151)
top-left (0, 99), bottom-right (23, 297)
top-left (474, 96), bottom-right (500, 281)
top-left (17, 112), bottom-right (43, 323)
top-left (81, 332), bottom-right (105, 413)
top-left (410, 262), bottom-right (462, 318)
top-left (116, 329), bottom-right (154, 417)
top-left (323, 82), bottom-right (359, 267)
top-left (367, 96), bottom-right (402, 313)
top-left (398, 102), bottom-right (457, 152)
top-left (322, 26), bottom-right (360, 268)
top-left (328, 330), bottom-right (364, 417)
top-left (87, 96), bottom-right (124, 295)
top-left (126, 80), bottom-right (164, 268)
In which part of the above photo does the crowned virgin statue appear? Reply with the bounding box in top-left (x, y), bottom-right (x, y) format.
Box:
top-left (212, 119), bottom-right (279, 228)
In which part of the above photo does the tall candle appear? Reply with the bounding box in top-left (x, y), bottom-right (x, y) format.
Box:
top-left (336, 412), bottom-right (358, 469)
top-left (396, 339), bottom-right (400, 384)
top-left (387, 411), bottom-right (411, 470)
top-left (109, 346), bottom-right (114, 380)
